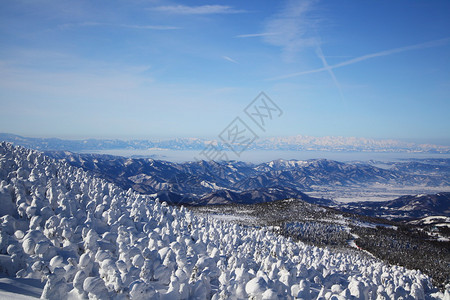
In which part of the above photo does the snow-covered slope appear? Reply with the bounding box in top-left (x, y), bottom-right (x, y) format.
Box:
top-left (0, 142), bottom-right (447, 299)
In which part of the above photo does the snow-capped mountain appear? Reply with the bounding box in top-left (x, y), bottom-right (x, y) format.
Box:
top-left (1, 142), bottom-right (448, 299)
top-left (44, 151), bottom-right (449, 206)
top-left (2, 133), bottom-right (449, 153)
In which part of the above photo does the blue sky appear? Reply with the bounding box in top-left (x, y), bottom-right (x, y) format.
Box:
top-left (0, 0), bottom-right (449, 144)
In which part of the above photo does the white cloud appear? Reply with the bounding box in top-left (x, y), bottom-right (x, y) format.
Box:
top-left (151, 5), bottom-right (245, 15)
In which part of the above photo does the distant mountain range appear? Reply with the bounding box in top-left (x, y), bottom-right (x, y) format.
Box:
top-left (45, 151), bottom-right (450, 194)
top-left (44, 151), bottom-right (450, 215)
top-left (2, 133), bottom-right (449, 153)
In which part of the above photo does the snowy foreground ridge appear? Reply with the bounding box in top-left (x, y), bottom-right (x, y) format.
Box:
top-left (0, 142), bottom-right (447, 299)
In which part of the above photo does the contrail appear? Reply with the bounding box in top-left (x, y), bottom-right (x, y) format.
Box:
top-left (235, 32), bottom-right (278, 38)
top-left (315, 45), bottom-right (345, 102)
top-left (223, 56), bottom-right (238, 64)
top-left (269, 37), bottom-right (450, 80)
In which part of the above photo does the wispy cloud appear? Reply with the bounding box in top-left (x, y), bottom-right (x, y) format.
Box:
top-left (151, 5), bottom-right (245, 15)
top-left (222, 56), bottom-right (238, 64)
top-left (262, 0), bottom-right (320, 61)
top-left (235, 32), bottom-right (278, 38)
top-left (60, 22), bottom-right (179, 30)
top-left (269, 37), bottom-right (450, 80)
top-left (259, 0), bottom-right (346, 99)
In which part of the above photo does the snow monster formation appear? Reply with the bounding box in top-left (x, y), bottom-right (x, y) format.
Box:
top-left (0, 142), bottom-right (448, 299)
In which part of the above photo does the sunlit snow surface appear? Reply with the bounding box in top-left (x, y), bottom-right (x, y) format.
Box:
top-left (0, 142), bottom-right (448, 299)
